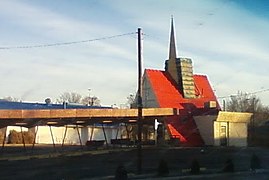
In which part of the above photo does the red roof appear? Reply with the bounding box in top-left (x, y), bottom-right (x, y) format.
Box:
top-left (145, 69), bottom-right (219, 146)
top-left (145, 69), bottom-right (218, 109)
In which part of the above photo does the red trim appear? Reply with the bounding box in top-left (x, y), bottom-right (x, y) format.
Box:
top-left (167, 123), bottom-right (187, 142)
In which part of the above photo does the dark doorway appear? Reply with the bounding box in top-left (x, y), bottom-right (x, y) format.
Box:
top-left (220, 126), bottom-right (227, 146)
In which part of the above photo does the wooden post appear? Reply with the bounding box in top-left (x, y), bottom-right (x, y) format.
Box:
top-left (31, 126), bottom-right (39, 153)
top-left (102, 124), bottom-right (108, 148)
top-left (61, 126), bottom-right (68, 148)
top-left (115, 124), bottom-right (120, 140)
top-left (76, 125), bottom-right (83, 149)
top-left (20, 126), bottom-right (26, 153)
top-left (90, 124), bottom-right (95, 141)
top-left (1, 127), bottom-right (7, 153)
top-left (49, 125), bottom-right (56, 151)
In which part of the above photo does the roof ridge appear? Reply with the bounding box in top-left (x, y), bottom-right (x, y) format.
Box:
top-left (145, 69), bottom-right (164, 72)
top-left (194, 74), bottom-right (207, 77)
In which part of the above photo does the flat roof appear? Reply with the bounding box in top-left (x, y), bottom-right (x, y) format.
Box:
top-left (0, 100), bottom-right (109, 110)
top-left (0, 108), bottom-right (179, 128)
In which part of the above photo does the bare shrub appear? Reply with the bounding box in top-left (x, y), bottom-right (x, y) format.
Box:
top-left (8, 130), bottom-right (34, 144)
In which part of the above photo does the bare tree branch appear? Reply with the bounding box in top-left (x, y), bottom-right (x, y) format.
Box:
top-left (56, 92), bottom-right (82, 104)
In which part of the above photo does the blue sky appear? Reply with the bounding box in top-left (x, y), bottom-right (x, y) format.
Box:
top-left (0, 0), bottom-right (269, 107)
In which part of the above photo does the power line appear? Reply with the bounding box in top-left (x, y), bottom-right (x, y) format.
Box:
top-left (0, 32), bottom-right (136, 50)
top-left (217, 88), bottom-right (269, 99)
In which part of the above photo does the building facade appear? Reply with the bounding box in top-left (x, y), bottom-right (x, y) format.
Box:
top-left (141, 19), bottom-right (220, 146)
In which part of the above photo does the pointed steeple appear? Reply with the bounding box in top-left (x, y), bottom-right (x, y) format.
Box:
top-left (165, 17), bottom-right (196, 99)
top-left (169, 16), bottom-right (177, 60)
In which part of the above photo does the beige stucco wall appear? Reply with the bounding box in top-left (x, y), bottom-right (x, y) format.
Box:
top-left (214, 121), bottom-right (221, 146)
top-left (214, 121), bottom-right (248, 147)
top-left (214, 111), bottom-right (252, 147)
top-left (214, 111), bottom-right (251, 147)
top-left (228, 122), bottom-right (248, 146)
top-left (194, 115), bottom-right (217, 146)
top-left (216, 111), bottom-right (252, 123)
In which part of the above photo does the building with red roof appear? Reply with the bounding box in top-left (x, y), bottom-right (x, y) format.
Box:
top-left (141, 19), bottom-right (220, 146)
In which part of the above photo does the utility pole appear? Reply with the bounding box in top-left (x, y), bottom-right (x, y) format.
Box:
top-left (137, 27), bottom-right (143, 174)
top-left (252, 97), bottom-right (255, 146)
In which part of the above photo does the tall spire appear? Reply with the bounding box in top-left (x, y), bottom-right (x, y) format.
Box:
top-left (169, 16), bottom-right (177, 60)
top-left (165, 17), bottom-right (196, 99)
